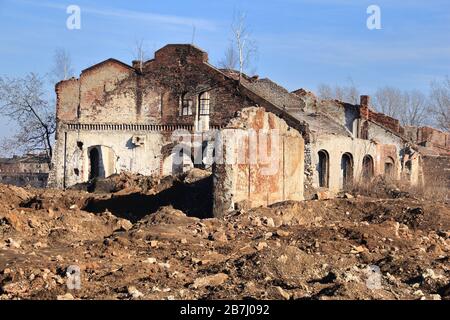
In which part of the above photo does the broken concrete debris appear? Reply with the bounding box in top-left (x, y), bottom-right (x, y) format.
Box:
top-left (0, 181), bottom-right (448, 300)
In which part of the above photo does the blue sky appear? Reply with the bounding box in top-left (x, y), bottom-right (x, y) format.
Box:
top-left (0, 0), bottom-right (449, 141)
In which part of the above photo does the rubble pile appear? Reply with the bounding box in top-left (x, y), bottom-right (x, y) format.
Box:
top-left (0, 176), bottom-right (449, 300)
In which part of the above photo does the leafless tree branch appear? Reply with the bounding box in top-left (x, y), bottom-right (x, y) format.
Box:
top-left (0, 73), bottom-right (55, 164)
top-left (220, 11), bottom-right (258, 83)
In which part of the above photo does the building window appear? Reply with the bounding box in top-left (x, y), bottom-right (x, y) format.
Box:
top-left (318, 150), bottom-right (329, 188)
top-left (199, 92), bottom-right (210, 115)
top-left (181, 93), bottom-right (193, 116)
top-left (341, 153), bottom-right (354, 189)
top-left (362, 155), bottom-right (374, 181)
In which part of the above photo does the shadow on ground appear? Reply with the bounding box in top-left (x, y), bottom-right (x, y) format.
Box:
top-left (82, 176), bottom-right (213, 222)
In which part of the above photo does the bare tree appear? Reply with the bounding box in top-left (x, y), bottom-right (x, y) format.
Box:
top-left (218, 43), bottom-right (239, 70)
top-left (317, 83), bottom-right (333, 100)
top-left (429, 77), bottom-right (450, 131)
top-left (132, 39), bottom-right (150, 73)
top-left (220, 11), bottom-right (257, 83)
top-left (317, 78), bottom-right (360, 104)
top-left (337, 80), bottom-right (360, 104)
top-left (191, 25), bottom-right (196, 45)
top-left (0, 73), bottom-right (55, 164)
top-left (401, 90), bottom-right (428, 126)
top-left (372, 86), bottom-right (405, 119)
top-left (50, 48), bottom-right (74, 83)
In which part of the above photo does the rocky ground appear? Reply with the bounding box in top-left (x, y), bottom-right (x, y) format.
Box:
top-left (0, 171), bottom-right (449, 300)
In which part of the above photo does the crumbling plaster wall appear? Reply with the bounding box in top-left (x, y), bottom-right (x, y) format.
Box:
top-left (366, 120), bottom-right (404, 151)
top-left (56, 60), bottom-right (166, 125)
top-left (50, 127), bottom-right (165, 188)
top-left (318, 100), bottom-right (360, 134)
top-left (51, 45), bottom-right (258, 188)
top-left (422, 155), bottom-right (450, 191)
top-left (366, 120), bottom-right (424, 185)
top-left (309, 133), bottom-right (379, 193)
top-left (376, 144), bottom-right (401, 179)
top-left (213, 107), bottom-right (304, 217)
top-left (78, 61), bottom-right (139, 123)
top-left (55, 78), bottom-right (79, 122)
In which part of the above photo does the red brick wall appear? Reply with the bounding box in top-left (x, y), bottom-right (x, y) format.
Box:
top-left (56, 44), bottom-right (254, 128)
top-left (141, 45), bottom-right (254, 126)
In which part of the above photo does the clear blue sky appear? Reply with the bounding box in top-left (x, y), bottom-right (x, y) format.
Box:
top-left (0, 0), bottom-right (449, 141)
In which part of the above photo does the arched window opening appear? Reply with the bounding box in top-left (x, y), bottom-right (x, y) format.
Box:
top-left (362, 155), bottom-right (374, 181)
top-left (318, 150), bottom-right (329, 188)
top-left (341, 153), bottom-right (354, 189)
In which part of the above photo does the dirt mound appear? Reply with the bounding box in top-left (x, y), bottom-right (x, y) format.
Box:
top-left (80, 169), bottom-right (213, 221)
top-left (70, 169), bottom-right (212, 195)
top-left (0, 181), bottom-right (449, 300)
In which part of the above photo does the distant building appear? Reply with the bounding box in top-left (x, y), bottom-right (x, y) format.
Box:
top-left (404, 126), bottom-right (450, 191)
top-left (0, 154), bottom-right (50, 188)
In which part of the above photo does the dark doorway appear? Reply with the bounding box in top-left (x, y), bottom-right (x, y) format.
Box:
top-left (318, 150), bottom-right (329, 188)
top-left (83, 175), bottom-right (213, 221)
top-left (405, 160), bottom-right (412, 180)
top-left (362, 155), bottom-right (374, 181)
top-left (89, 148), bottom-right (100, 180)
top-left (341, 153), bottom-right (354, 189)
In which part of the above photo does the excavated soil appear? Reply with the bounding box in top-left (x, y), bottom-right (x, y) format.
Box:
top-left (0, 173), bottom-right (449, 300)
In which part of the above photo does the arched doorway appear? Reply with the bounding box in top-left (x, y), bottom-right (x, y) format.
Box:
top-left (404, 160), bottom-right (412, 180)
top-left (362, 155), bottom-right (374, 181)
top-left (384, 157), bottom-right (395, 179)
top-left (89, 148), bottom-right (100, 180)
top-left (341, 153), bottom-right (354, 189)
top-left (318, 150), bottom-right (329, 188)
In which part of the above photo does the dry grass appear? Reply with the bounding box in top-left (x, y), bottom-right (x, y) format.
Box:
top-left (348, 174), bottom-right (449, 203)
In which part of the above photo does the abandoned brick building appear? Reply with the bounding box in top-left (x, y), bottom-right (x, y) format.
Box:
top-left (404, 126), bottom-right (450, 191)
top-left (48, 44), bottom-right (448, 215)
top-left (0, 154), bottom-right (50, 188)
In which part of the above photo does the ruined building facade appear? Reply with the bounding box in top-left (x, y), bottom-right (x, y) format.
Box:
top-left (49, 44), bottom-right (440, 215)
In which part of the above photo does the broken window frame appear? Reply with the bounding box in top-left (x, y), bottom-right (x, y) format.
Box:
top-left (181, 93), bottom-right (193, 116)
top-left (199, 92), bottom-right (210, 116)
